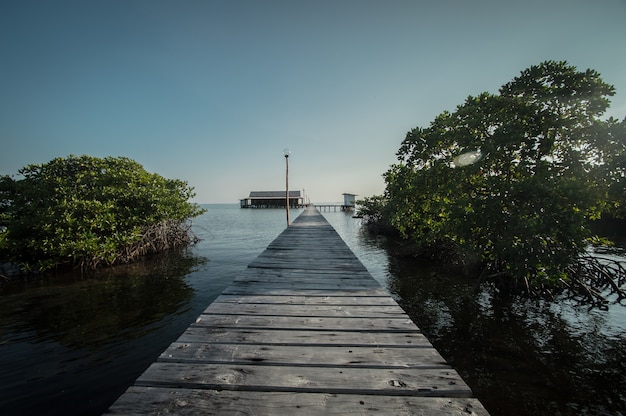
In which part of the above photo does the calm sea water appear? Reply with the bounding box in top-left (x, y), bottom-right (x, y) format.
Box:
top-left (0, 204), bottom-right (624, 415)
top-left (0, 204), bottom-right (301, 415)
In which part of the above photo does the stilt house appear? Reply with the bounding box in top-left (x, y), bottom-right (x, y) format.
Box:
top-left (240, 191), bottom-right (305, 208)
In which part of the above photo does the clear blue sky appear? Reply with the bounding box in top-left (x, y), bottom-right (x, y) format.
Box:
top-left (1, 0), bottom-right (625, 203)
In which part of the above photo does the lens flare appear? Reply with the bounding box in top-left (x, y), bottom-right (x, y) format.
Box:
top-left (452, 150), bottom-right (483, 167)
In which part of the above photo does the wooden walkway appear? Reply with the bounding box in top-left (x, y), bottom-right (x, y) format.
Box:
top-left (106, 207), bottom-right (489, 415)
top-left (316, 204), bottom-right (353, 212)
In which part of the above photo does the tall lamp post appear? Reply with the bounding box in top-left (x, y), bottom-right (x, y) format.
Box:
top-left (283, 148), bottom-right (291, 226)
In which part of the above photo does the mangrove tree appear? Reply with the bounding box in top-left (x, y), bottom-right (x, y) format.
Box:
top-left (0, 155), bottom-right (206, 271)
top-left (361, 61), bottom-right (626, 306)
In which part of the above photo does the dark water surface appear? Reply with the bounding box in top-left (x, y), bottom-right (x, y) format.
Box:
top-left (0, 205), bottom-right (302, 415)
top-left (1, 204), bottom-right (625, 415)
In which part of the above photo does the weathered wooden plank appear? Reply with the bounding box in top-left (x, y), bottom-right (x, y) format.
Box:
top-left (225, 284), bottom-right (382, 293)
top-left (265, 246), bottom-right (357, 253)
top-left (254, 255), bottom-right (359, 263)
top-left (254, 255), bottom-right (361, 264)
top-left (107, 388), bottom-right (490, 415)
top-left (237, 271), bottom-right (372, 279)
top-left (201, 302), bottom-right (407, 317)
top-left (176, 327), bottom-right (431, 346)
top-left (222, 283), bottom-right (381, 296)
top-left (222, 287), bottom-right (388, 296)
top-left (241, 264), bottom-right (372, 274)
top-left (257, 247), bottom-right (358, 255)
top-left (231, 275), bottom-right (379, 287)
top-left (234, 274), bottom-right (379, 285)
top-left (233, 272), bottom-right (378, 281)
top-left (159, 343), bottom-right (449, 368)
top-left (264, 246), bottom-right (356, 253)
top-left (248, 261), bottom-right (367, 271)
top-left (213, 294), bottom-right (400, 306)
top-left (194, 314), bottom-right (419, 332)
top-left (132, 362), bottom-right (473, 397)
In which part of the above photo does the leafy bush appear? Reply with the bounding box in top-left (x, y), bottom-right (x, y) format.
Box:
top-left (368, 61), bottom-right (626, 304)
top-left (356, 195), bottom-right (391, 230)
top-left (0, 155), bottom-right (205, 271)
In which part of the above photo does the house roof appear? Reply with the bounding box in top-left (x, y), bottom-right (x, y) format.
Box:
top-left (248, 191), bottom-right (302, 198)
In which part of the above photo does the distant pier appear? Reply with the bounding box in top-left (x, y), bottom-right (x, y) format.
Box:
top-left (107, 207), bottom-right (489, 415)
top-left (315, 204), bottom-right (354, 212)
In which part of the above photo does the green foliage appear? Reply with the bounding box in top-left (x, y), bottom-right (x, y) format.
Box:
top-left (378, 61), bottom-right (624, 294)
top-left (0, 155), bottom-right (206, 271)
top-left (356, 195), bottom-right (389, 227)
top-left (601, 117), bottom-right (626, 219)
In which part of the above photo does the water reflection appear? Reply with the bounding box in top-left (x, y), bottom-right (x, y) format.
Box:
top-left (2, 251), bottom-right (202, 346)
top-left (0, 249), bottom-right (204, 415)
top-left (385, 253), bottom-right (626, 415)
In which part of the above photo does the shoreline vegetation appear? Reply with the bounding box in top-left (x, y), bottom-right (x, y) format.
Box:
top-left (360, 213), bottom-right (626, 307)
top-left (0, 155), bottom-right (205, 275)
top-left (357, 61), bottom-right (626, 308)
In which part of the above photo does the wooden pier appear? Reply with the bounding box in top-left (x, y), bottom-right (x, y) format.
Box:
top-left (107, 207), bottom-right (489, 415)
top-left (315, 204), bottom-right (353, 212)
